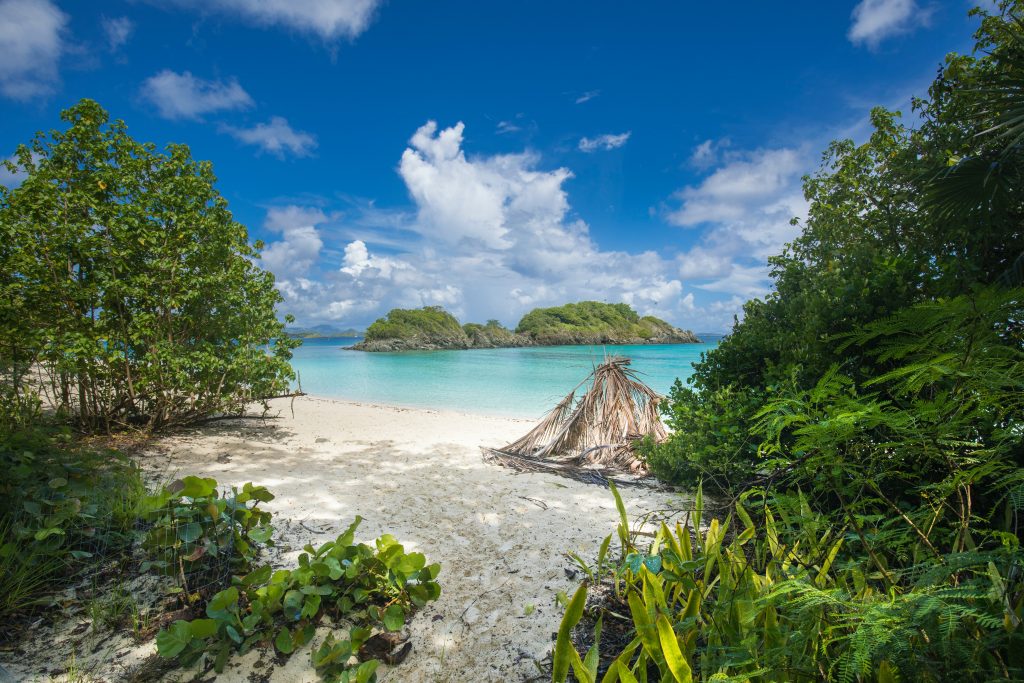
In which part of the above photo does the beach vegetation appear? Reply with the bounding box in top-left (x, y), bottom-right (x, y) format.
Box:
top-left (558, 4), bottom-right (1024, 681)
top-left (139, 476), bottom-right (275, 589)
top-left (0, 424), bottom-right (146, 620)
top-left (156, 516), bottom-right (441, 679)
top-left (0, 99), bottom-right (299, 432)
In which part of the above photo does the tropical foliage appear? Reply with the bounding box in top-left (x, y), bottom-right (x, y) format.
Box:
top-left (554, 482), bottom-right (1023, 682)
top-left (560, 4), bottom-right (1024, 681)
top-left (0, 425), bottom-right (145, 620)
top-left (645, 3), bottom-right (1024, 489)
top-left (156, 516), bottom-right (441, 680)
top-left (0, 99), bottom-right (299, 431)
top-left (363, 306), bottom-right (467, 343)
top-left (516, 301), bottom-right (686, 342)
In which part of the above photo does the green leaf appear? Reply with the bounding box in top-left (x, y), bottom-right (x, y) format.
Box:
top-left (208, 586), bottom-right (239, 613)
top-left (174, 476), bottom-right (217, 499)
top-left (283, 589), bottom-right (304, 621)
top-left (189, 618), bottom-right (218, 639)
top-left (355, 659), bottom-right (379, 683)
top-left (156, 620), bottom-right (193, 658)
top-left (275, 627), bottom-right (294, 654)
top-left (178, 521), bottom-right (203, 543)
top-left (553, 583), bottom-right (588, 683)
top-left (383, 604), bottom-right (405, 631)
top-left (655, 614), bottom-right (692, 683)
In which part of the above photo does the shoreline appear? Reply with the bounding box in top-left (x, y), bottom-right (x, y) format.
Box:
top-left (283, 392), bottom-right (542, 422)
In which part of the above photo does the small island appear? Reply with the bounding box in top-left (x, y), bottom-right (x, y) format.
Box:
top-left (350, 301), bottom-right (701, 351)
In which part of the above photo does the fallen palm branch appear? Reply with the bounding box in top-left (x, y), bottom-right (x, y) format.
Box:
top-left (483, 356), bottom-right (667, 483)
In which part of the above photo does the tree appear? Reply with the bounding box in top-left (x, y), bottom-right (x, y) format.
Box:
top-left (649, 2), bottom-right (1024, 488)
top-left (0, 99), bottom-right (299, 431)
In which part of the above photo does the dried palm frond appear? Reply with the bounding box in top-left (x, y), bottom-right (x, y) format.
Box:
top-left (488, 356), bottom-right (666, 475)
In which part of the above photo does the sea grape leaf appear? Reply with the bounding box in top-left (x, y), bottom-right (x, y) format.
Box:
top-left (275, 627), bottom-right (294, 654)
top-left (156, 620), bottom-right (193, 658)
top-left (176, 476), bottom-right (217, 499)
top-left (383, 604), bottom-right (405, 631)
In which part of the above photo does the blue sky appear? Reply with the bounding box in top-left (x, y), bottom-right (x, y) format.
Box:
top-left (0, 0), bottom-right (986, 331)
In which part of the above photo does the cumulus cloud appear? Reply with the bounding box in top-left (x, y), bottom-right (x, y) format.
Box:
top-left (667, 142), bottom-right (810, 319)
top-left (848, 0), bottom-right (931, 48)
top-left (166, 0), bottom-right (381, 40)
top-left (141, 70), bottom-right (254, 120)
top-left (262, 121), bottom-right (696, 328)
top-left (260, 206), bottom-right (327, 279)
top-left (579, 132), bottom-right (631, 153)
top-left (0, 0), bottom-right (68, 101)
top-left (222, 117), bottom-right (317, 158)
top-left (102, 16), bottom-right (134, 51)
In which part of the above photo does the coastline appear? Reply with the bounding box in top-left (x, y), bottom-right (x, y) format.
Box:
top-left (4, 395), bottom-right (684, 682)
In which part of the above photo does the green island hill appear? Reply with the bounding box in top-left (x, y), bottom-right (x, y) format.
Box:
top-left (349, 302), bottom-right (701, 351)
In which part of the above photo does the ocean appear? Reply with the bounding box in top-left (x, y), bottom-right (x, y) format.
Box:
top-left (288, 337), bottom-right (718, 419)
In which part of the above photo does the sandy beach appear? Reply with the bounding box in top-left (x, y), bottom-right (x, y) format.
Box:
top-left (4, 395), bottom-right (686, 682)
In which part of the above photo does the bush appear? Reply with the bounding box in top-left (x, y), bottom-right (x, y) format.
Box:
top-left (638, 381), bottom-right (764, 491)
top-left (0, 99), bottom-right (298, 431)
top-left (157, 516), bottom-right (441, 680)
top-left (0, 426), bottom-right (145, 619)
top-left (139, 476), bottom-right (275, 594)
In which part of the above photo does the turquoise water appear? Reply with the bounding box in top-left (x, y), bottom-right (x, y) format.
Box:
top-left (288, 337), bottom-right (716, 418)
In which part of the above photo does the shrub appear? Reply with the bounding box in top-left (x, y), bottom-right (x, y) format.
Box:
top-left (0, 99), bottom-right (298, 431)
top-left (553, 484), bottom-right (1024, 682)
top-left (0, 426), bottom-right (145, 619)
top-left (156, 516), bottom-right (441, 680)
top-left (639, 381), bottom-right (764, 491)
top-left (139, 476), bottom-right (275, 594)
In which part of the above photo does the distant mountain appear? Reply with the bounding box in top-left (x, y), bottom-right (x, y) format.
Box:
top-left (285, 324), bottom-right (364, 339)
top-left (696, 332), bottom-right (726, 343)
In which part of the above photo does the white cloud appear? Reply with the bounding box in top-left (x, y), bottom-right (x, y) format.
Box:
top-left (223, 117), bottom-right (317, 158)
top-left (167, 0), bottom-right (381, 40)
top-left (260, 206), bottom-right (326, 279)
top-left (141, 70), bottom-right (254, 120)
top-left (848, 0), bottom-right (931, 48)
top-left (102, 16), bottom-right (134, 51)
top-left (575, 90), bottom-right (600, 104)
top-left (688, 138), bottom-right (732, 170)
top-left (496, 120), bottom-right (521, 134)
top-left (666, 142), bottom-right (810, 325)
top-left (340, 239), bottom-right (406, 279)
top-left (670, 148), bottom-right (803, 226)
top-left (0, 0), bottom-right (68, 101)
top-left (579, 132), bottom-right (631, 153)
top-left (263, 122), bottom-right (697, 328)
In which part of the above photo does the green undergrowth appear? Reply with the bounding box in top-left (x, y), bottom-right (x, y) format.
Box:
top-left (0, 426), bottom-right (146, 621)
top-left (139, 475), bottom-right (275, 595)
top-left (554, 484), bottom-right (1024, 682)
top-left (156, 515), bottom-right (440, 681)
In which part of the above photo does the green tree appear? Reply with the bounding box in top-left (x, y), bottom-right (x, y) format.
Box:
top-left (650, 3), bottom-right (1024, 488)
top-left (0, 99), bottom-right (298, 431)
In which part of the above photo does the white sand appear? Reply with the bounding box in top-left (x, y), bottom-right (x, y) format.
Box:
top-left (4, 396), bottom-right (686, 682)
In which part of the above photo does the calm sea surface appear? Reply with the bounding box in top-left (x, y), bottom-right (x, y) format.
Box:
top-left (288, 337), bottom-right (718, 419)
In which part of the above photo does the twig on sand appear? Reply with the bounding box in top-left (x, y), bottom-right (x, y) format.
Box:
top-left (518, 496), bottom-right (549, 510)
top-left (458, 577), bottom-right (515, 627)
